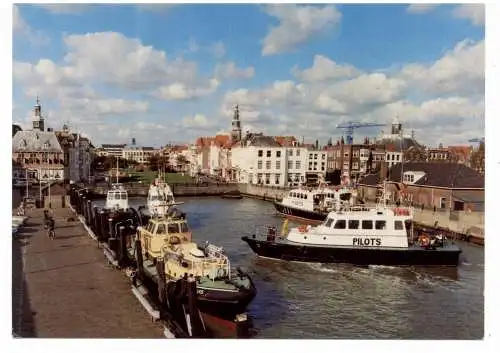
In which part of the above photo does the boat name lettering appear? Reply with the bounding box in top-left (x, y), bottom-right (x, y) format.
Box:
top-left (352, 237), bottom-right (382, 246)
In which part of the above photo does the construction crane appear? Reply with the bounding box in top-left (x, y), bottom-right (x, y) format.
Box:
top-left (336, 121), bottom-right (386, 145)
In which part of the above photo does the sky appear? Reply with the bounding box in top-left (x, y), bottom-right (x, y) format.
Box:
top-left (12, 3), bottom-right (485, 148)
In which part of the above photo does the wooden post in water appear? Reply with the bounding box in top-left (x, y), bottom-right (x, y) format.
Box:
top-left (81, 196), bottom-right (87, 220)
top-left (135, 238), bottom-right (144, 280)
top-left (186, 275), bottom-right (205, 337)
top-left (93, 207), bottom-right (100, 239)
top-left (86, 200), bottom-right (93, 226)
top-left (156, 257), bottom-right (167, 306)
top-left (118, 226), bottom-right (126, 267)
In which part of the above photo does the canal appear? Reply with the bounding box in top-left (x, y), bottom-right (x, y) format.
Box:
top-left (94, 196), bottom-right (484, 339)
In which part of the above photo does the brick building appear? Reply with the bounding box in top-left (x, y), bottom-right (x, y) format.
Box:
top-left (357, 162), bottom-right (484, 212)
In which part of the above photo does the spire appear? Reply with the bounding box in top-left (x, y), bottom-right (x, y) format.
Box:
top-left (32, 96), bottom-right (45, 131)
top-left (231, 104), bottom-right (242, 142)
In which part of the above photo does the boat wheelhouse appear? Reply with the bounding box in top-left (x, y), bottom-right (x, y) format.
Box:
top-left (146, 178), bottom-right (180, 217)
top-left (105, 183), bottom-right (129, 210)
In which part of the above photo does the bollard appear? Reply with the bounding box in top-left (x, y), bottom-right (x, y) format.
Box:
top-left (156, 257), bottom-right (166, 305)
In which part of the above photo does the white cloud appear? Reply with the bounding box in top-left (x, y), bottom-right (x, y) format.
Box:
top-left (292, 55), bottom-right (361, 82)
top-left (398, 39), bottom-right (484, 96)
top-left (154, 79), bottom-right (220, 101)
top-left (406, 4), bottom-right (439, 14)
top-left (221, 37), bottom-right (484, 146)
top-left (214, 62), bottom-right (255, 80)
top-left (182, 114), bottom-right (213, 129)
top-left (137, 4), bottom-right (178, 13)
top-left (452, 4), bottom-right (485, 26)
top-left (208, 41), bottom-right (226, 58)
top-left (261, 4), bottom-right (342, 56)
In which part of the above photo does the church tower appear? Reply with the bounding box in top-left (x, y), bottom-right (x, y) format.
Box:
top-left (231, 104), bottom-right (242, 142)
top-left (32, 96), bottom-right (45, 131)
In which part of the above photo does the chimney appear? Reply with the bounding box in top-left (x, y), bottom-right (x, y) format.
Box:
top-left (132, 137), bottom-right (136, 146)
top-left (47, 127), bottom-right (53, 132)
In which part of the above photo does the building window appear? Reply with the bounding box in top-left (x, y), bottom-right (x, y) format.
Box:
top-left (266, 150), bottom-right (271, 157)
top-left (275, 174), bottom-right (280, 184)
top-left (288, 149), bottom-right (293, 156)
top-left (258, 150), bottom-right (263, 157)
top-left (296, 149), bottom-right (300, 156)
top-left (288, 161), bottom-right (293, 169)
top-left (309, 154), bottom-right (313, 159)
top-left (265, 173), bottom-right (271, 184)
top-left (257, 173), bottom-right (263, 184)
top-left (296, 161), bottom-right (301, 169)
top-left (396, 154), bottom-right (400, 160)
top-left (276, 150), bottom-right (281, 158)
top-left (322, 154), bottom-right (325, 160)
top-left (276, 161), bottom-right (281, 169)
top-left (440, 197), bottom-right (447, 209)
top-left (257, 161), bottom-right (262, 169)
top-left (314, 154), bottom-right (318, 159)
top-left (266, 161), bottom-right (271, 169)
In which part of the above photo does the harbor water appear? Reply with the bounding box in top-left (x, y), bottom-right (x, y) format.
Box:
top-left (94, 196), bottom-right (485, 339)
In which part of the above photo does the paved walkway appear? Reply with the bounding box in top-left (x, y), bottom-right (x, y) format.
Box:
top-left (12, 207), bottom-right (164, 338)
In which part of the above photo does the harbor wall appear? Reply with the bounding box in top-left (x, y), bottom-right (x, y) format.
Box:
top-left (89, 183), bottom-right (239, 197)
top-left (237, 183), bottom-right (289, 201)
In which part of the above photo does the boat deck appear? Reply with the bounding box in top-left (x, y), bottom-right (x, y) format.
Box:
top-left (12, 208), bottom-right (164, 338)
top-left (271, 237), bottom-right (462, 252)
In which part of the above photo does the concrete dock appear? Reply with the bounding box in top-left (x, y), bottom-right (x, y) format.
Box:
top-left (12, 207), bottom-right (164, 338)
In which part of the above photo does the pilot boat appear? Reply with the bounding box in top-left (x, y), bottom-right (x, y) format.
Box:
top-left (104, 183), bottom-right (129, 211)
top-left (273, 183), bottom-right (355, 223)
top-left (131, 213), bottom-right (256, 320)
top-left (243, 184), bottom-right (462, 266)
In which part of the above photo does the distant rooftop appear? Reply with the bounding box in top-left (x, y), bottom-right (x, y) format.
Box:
top-left (13, 130), bottom-right (63, 153)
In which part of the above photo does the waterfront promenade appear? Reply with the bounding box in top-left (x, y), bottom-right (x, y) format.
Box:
top-left (12, 207), bottom-right (164, 338)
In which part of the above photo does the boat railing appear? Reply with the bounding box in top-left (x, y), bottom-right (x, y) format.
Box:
top-left (165, 244), bottom-right (231, 281)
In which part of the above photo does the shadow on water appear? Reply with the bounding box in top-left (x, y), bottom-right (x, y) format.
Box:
top-left (12, 233), bottom-right (37, 338)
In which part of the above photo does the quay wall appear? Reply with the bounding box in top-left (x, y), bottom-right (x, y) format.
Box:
top-left (237, 183), bottom-right (289, 201)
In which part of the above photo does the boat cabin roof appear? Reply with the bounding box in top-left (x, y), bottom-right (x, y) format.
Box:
top-left (107, 190), bottom-right (128, 199)
top-left (142, 217), bottom-right (190, 236)
top-left (287, 188), bottom-right (352, 199)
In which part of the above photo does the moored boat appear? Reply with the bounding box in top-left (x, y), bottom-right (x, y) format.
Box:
top-left (273, 183), bottom-right (355, 223)
top-left (131, 214), bottom-right (256, 320)
top-left (243, 187), bottom-right (462, 267)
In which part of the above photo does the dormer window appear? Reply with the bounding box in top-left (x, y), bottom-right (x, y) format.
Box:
top-left (44, 141), bottom-right (51, 149)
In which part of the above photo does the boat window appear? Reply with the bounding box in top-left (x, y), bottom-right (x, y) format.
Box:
top-left (394, 220), bottom-right (404, 230)
top-left (375, 220), bottom-right (386, 230)
top-left (156, 224), bottom-right (166, 234)
top-left (362, 220), bottom-right (373, 229)
top-left (168, 223), bottom-right (180, 234)
top-left (340, 193), bottom-right (351, 201)
top-left (334, 220), bottom-right (346, 229)
top-left (108, 193), bottom-right (114, 200)
top-left (348, 220), bottom-right (360, 229)
top-left (146, 222), bottom-right (155, 233)
top-left (120, 193), bottom-right (127, 200)
top-left (179, 222), bottom-right (189, 233)
top-left (325, 218), bottom-right (334, 227)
